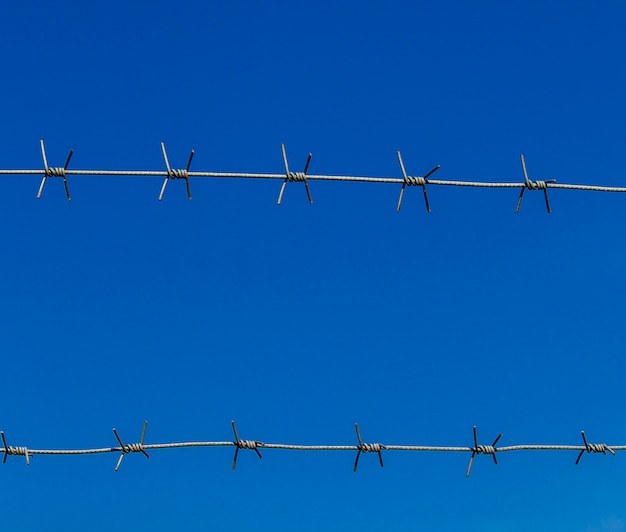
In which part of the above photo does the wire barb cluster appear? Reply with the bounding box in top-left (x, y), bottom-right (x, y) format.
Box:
top-left (37, 140), bottom-right (73, 201)
top-left (353, 423), bottom-right (385, 471)
top-left (3, 140), bottom-right (626, 210)
top-left (1, 422), bottom-right (623, 476)
top-left (466, 426), bottom-right (502, 477)
top-left (112, 420), bottom-right (150, 471)
top-left (231, 421), bottom-right (263, 470)
top-left (1, 431), bottom-right (30, 466)
top-left (575, 430), bottom-right (616, 465)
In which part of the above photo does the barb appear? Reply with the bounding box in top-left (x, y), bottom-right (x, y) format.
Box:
top-left (353, 423), bottom-right (385, 471)
top-left (396, 151), bottom-right (440, 212)
top-left (112, 420), bottom-right (150, 471)
top-left (37, 140), bottom-right (73, 200)
top-left (3, 423), bottom-right (626, 476)
top-left (231, 421), bottom-right (263, 470)
top-left (159, 142), bottom-right (194, 201)
top-left (3, 142), bottom-right (626, 210)
top-left (575, 431), bottom-right (616, 465)
top-left (465, 426), bottom-right (502, 477)
top-left (516, 154), bottom-right (557, 213)
top-left (1, 431), bottom-right (30, 466)
top-left (278, 144), bottom-right (313, 205)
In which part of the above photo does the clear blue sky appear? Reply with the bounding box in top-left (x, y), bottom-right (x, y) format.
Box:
top-left (2, 1), bottom-right (626, 530)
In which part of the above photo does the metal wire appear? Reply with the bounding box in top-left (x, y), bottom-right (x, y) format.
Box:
top-left (3, 141), bottom-right (626, 209)
top-left (3, 142), bottom-right (625, 476)
top-left (1, 423), bottom-right (623, 476)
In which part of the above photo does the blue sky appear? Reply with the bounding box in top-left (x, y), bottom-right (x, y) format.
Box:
top-left (2, 1), bottom-right (626, 530)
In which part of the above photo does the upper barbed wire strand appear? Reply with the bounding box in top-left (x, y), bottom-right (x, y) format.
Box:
top-left (4, 169), bottom-right (626, 192)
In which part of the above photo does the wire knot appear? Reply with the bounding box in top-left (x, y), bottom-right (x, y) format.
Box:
top-left (575, 431), bottom-right (616, 464)
top-left (169, 168), bottom-right (189, 179)
top-left (46, 167), bottom-right (66, 177)
top-left (112, 421), bottom-right (150, 471)
top-left (158, 142), bottom-right (194, 200)
top-left (396, 151), bottom-right (440, 212)
top-left (288, 171), bottom-right (306, 182)
top-left (476, 444), bottom-right (496, 455)
top-left (466, 426), bottom-right (502, 477)
top-left (37, 140), bottom-right (73, 200)
top-left (123, 442), bottom-right (145, 454)
top-left (353, 424), bottom-right (385, 471)
top-left (231, 421), bottom-right (263, 470)
top-left (277, 145), bottom-right (313, 204)
top-left (405, 175), bottom-right (427, 187)
top-left (360, 442), bottom-right (385, 453)
top-left (237, 439), bottom-right (261, 450)
top-left (587, 443), bottom-right (609, 453)
top-left (6, 445), bottom-right (28, 456)
top-left (1, 432), bottom-right (30, 465)
top-left (516, 154), bottom-right (556, 213)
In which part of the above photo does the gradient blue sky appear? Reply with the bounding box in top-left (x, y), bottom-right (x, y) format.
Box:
top-left (2, 1), bottom-right (626, 530)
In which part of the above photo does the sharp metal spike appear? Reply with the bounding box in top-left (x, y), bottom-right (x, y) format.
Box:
top-left (397, 183), bottom-right (406, 212)
top-left (140, 421), bottom-right (150, 459)
top-left (1, 432), bottom-right (8, 464)
top-left (64, 149), bottom-right (74, 170)
top-left (37, 140), bottom-right (49, 199)
top-left (62, 174), bottom-right (71, 201)
top-left (353, 424), bottom-right (363, 472)
top-left (37, 176), bottom-right (47, 200)
top-left (303, 153), bottom-right (312, 175)
top-left (543, 189), bottom-right (551, 213)
top-left (304, 180), bottom-right (313, 204)
top-left (492, 433), bottom-right (502, 465)
top-left (186, 150), bottom-right (195, 172)
top-left (161, 142), bottom-right (172, 174)
top-left (397, 151), bottom-right (408, 179)
top-left (353, 449), bottom-right (362, 472)
top-left (281, 144), bottom-right (290, 175)
top-left (355, 424), bottom-right (363, 446)
top-left (278, 144), bottom-right (313, 204)
top-left (115, 453), bottom-right (125, 472)
top-left (231, 421), bottom-right (240, 470)
top-left (231, 421), bottom-right (240, 444)
top-left (185, 176), bottom-right (192, 200)
top-left (113, 428), bottom-right (124, 448)
top-left (277, 180), bottom-right (287, 205)
top-left (466, 453), bottom-right (475, 478)
top-left (397, 151), bottom-right (408, 212)
top-left (40, 140), bottom-right (49, 172)
top-left (515, 187), bottom-right (525, 213)
top-left (422, 186), bottom-right (431, 212)
top-left (185, 150), bottom-right (194, 200)
top-left (158, 177), bottom-right (169, 201)
top-left (423, 165), bottom-right (441, 180)
top-left (520, 154), bottom-right (530, 186)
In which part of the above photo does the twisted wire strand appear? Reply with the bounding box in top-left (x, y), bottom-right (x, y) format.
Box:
top-left (1, 169), bottom-right (626, 192)
top-left (8, 439), bottom-right (626, 456)
top-left (1, 419), bottom-right (622, 475)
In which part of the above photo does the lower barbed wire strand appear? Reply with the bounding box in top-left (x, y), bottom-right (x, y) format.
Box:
top-left (15, 443), bottom-right (626, 456)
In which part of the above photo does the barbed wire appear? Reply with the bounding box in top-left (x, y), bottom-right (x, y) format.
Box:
top-left (3, 142), bottom-right (624, 477)
top-left (2, 141), bottom-right (626, 211)
top-left (2, 422), bottom-right (623, 476)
